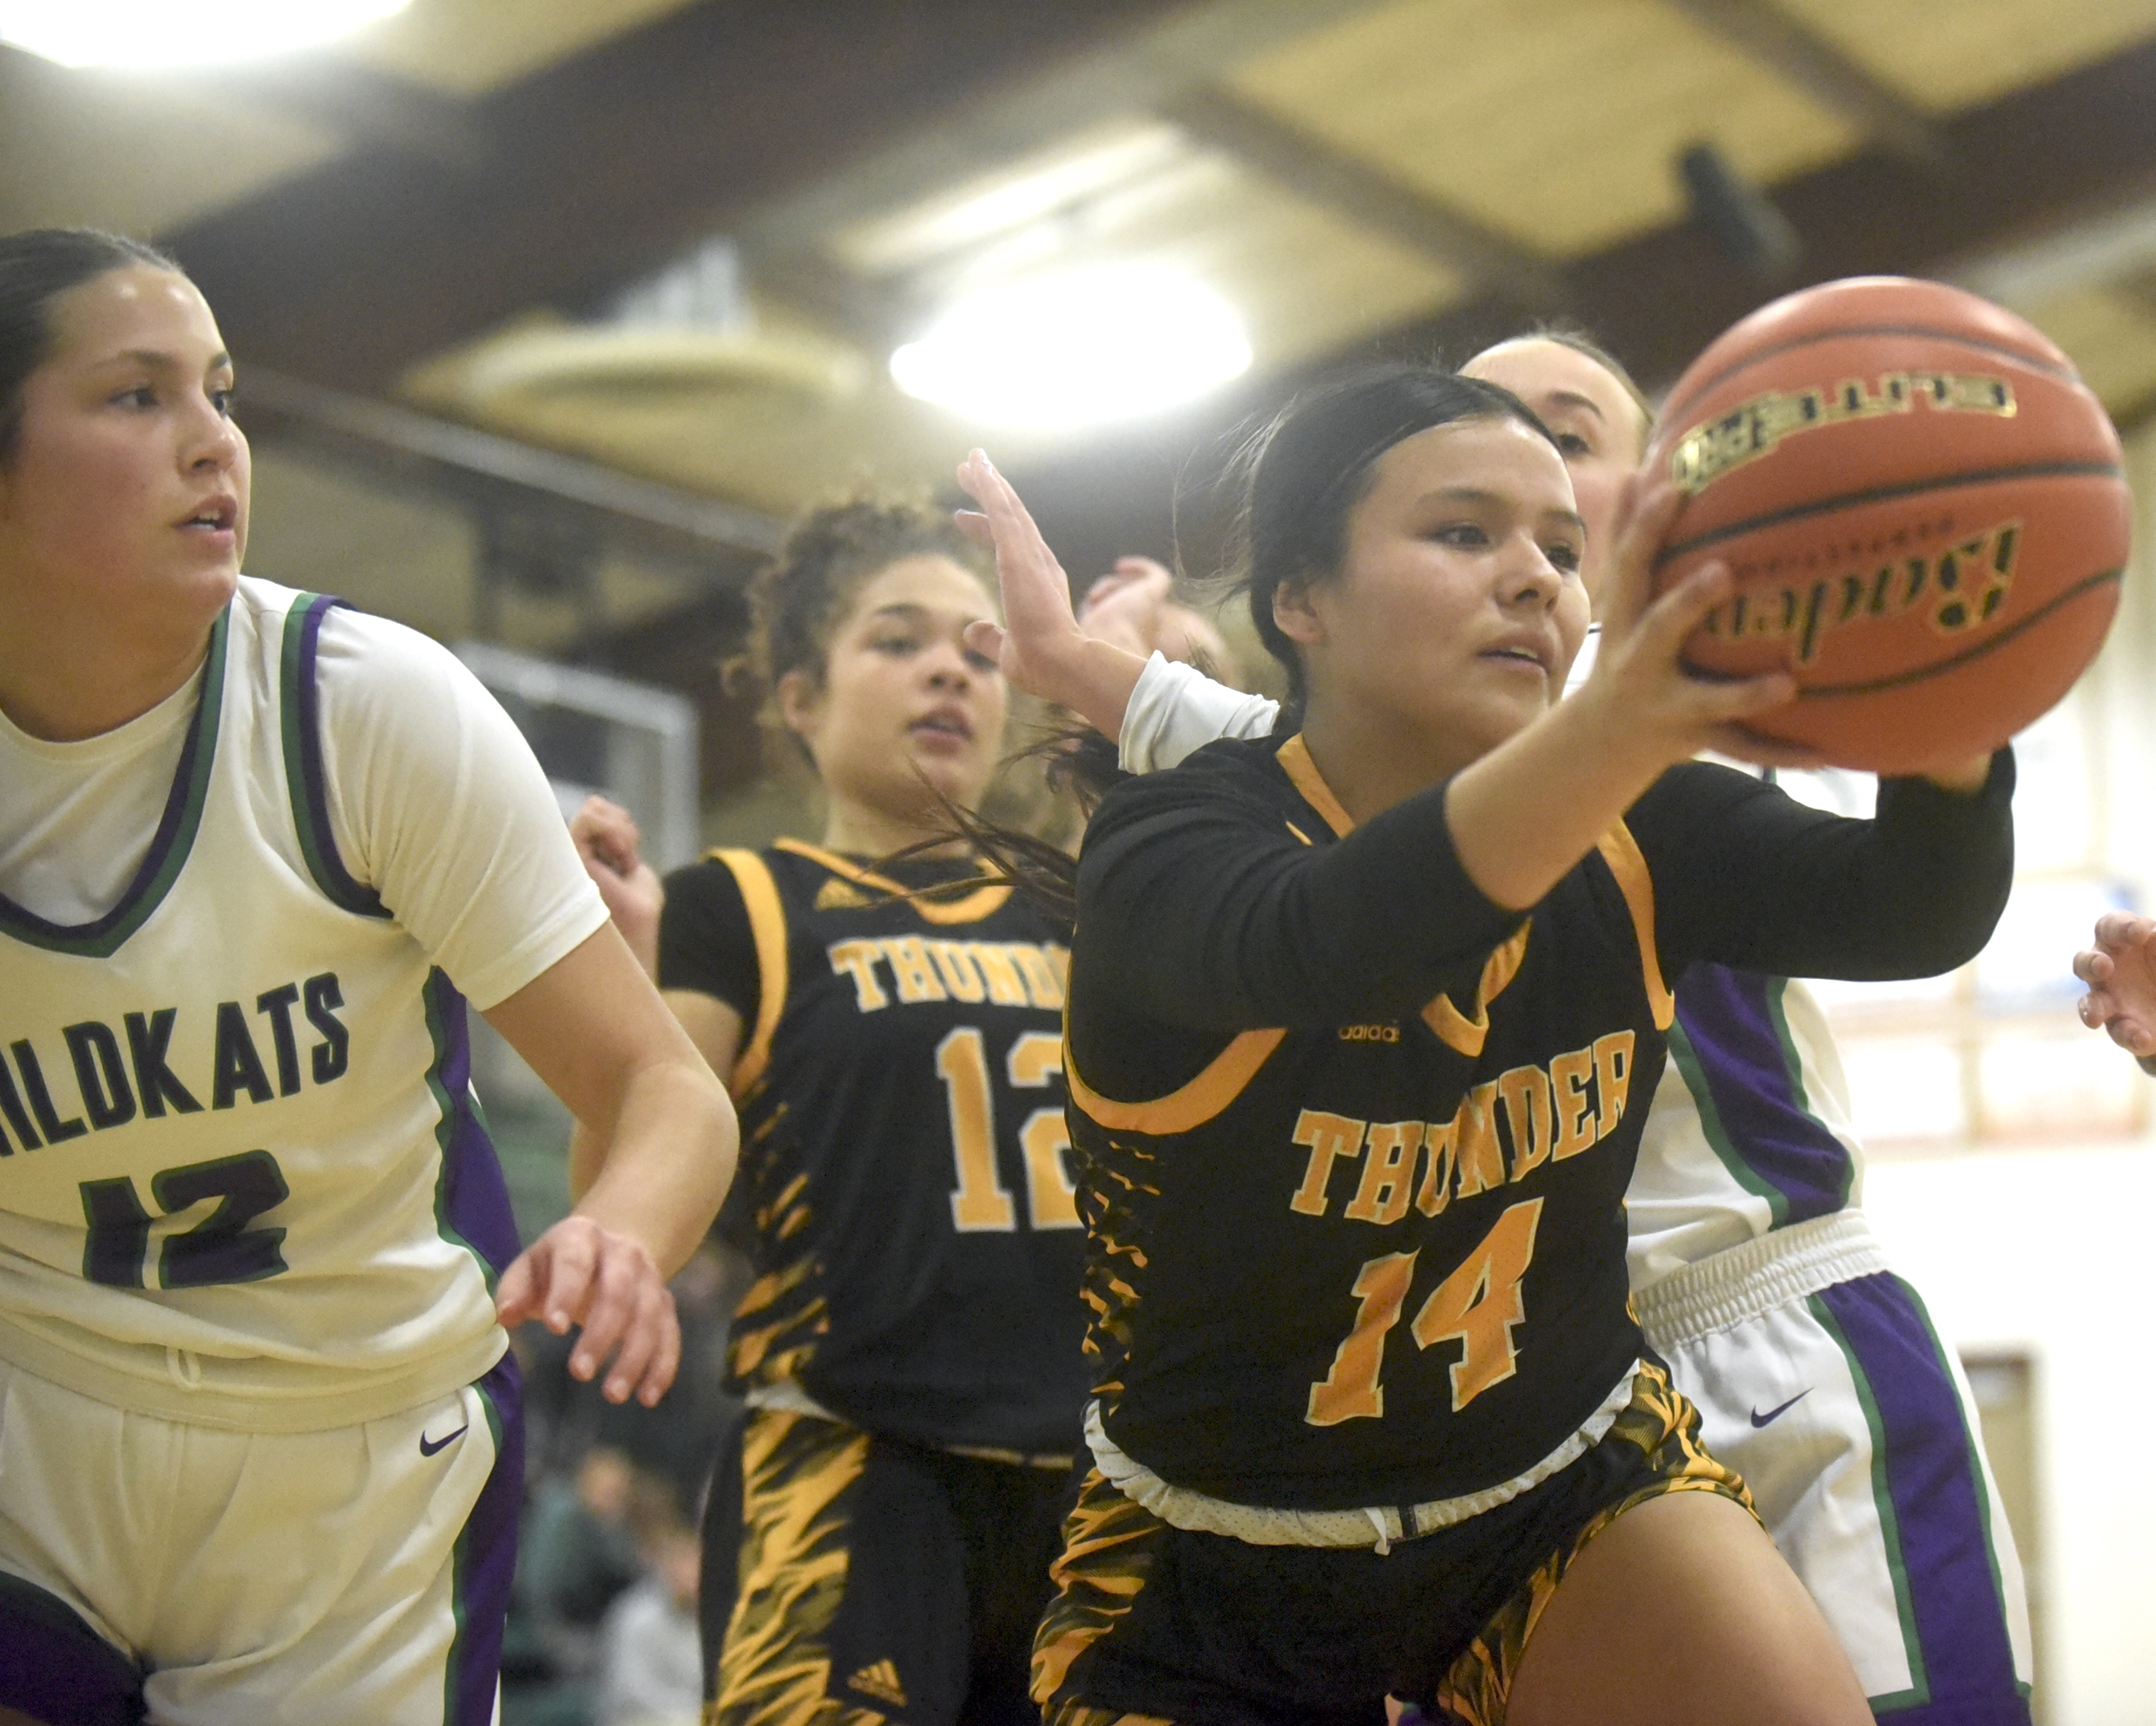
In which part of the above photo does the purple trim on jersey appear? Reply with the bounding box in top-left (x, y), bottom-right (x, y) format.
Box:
top-left (427, 970), bottom-right (523, 1279)
top-left (450, 1350), bottom-right (524, 1726)
top-left (1817, 1274), bottom-right (2029, 1723)
top-left (1673, 965), bottom-right (1854, 1224)
top-left (282, 592), bottom-right (390, 919)
top-left (0, 1566), bottom-right (144, 1724)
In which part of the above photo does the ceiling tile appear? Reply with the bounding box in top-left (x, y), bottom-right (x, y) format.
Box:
top-left (0, 54), bottom-right (338, 236)
top-left (1225, 0), bottom-right (1857, 257)
top-left (1772, 0), bottom-right (2156, 114)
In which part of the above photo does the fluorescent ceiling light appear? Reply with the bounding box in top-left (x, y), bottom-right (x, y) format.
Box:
top-left (891, 266), bottom-right (1252, 430)
top-left (0, 0), bottom-right (410, 68)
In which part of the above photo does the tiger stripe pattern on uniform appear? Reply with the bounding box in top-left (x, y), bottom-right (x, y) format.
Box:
top-left (1434, 1360), bottom-right (1752, 1726)
top-left (707, 1409), bottom-right (887, 1726)
top-left (1030, 1469), bottom-right (1168, 1722)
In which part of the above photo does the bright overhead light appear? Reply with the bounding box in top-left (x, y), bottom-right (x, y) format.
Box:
top-left (890, 266), bottom-right (1252, 430)
top-left (0, 0), bottom-right (410, 68)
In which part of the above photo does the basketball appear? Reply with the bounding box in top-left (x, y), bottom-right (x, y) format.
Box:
top-left (1646, 276), bottom-right (2131, 774)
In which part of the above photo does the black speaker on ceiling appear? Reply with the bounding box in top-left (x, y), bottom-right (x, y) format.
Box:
top-left (1679, 141), bottom-right (1803, 279)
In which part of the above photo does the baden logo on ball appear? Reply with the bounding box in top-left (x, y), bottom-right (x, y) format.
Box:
top-left (1647, 276), bottom-right (2130, 775)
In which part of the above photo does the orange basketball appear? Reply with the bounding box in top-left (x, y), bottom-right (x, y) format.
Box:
top-left (1646, 276), bottom-right (2130, 774)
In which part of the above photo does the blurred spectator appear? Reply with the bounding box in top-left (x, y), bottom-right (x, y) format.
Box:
top-left (595, 1520), bottom-right (703, 1726)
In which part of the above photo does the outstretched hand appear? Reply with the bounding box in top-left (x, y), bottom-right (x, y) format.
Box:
top-left (2074, 911), bottom-right (2156, 1064)
top-left (955, 450), bottom-right (1086, 701)
top-left (570, 796), bottom-right (662, 978)
top-left (497, 1214), bottom-right (682, 1407)
top-left (1585, 476), bottom-right (1817, 771)
top-left (956, 449), bottom-right (1152, 737)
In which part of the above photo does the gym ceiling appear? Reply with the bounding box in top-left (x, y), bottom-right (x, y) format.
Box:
top-left (11, 0), bottom-right (2156, 797)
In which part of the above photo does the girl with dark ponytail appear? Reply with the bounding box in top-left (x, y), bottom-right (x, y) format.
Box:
top-left (955, 354), bottom-right (2013, 1725)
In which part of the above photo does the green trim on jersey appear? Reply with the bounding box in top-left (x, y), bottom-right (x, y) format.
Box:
top-left (423, 970), bottom-right (497, 1296)
top-left (1808, 1290), bottom-right (1930, 1711)
top-left (0, 605), bottom-right (229, 958)
top-left (1666, 1016), bottom-right (1791, 1225)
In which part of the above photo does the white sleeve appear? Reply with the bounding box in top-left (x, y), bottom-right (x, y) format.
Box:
top-left (1119, 653), bottom-right (1281, 774)
top-left (312, 608), bottom-right (608, 1010)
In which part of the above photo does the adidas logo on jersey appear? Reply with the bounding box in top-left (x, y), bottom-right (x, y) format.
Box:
top-left (847, 1659), bottom-right (908, 1707)
top-left (815, 878), bottom-right (874, 911)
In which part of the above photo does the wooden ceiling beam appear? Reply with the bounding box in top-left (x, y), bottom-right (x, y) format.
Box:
top-left (241, 368), bottom-right (785, 570)
top-left (162, 0), bottom-right (1201, 393)
top-left (1659, 0), bottom-right (1951, 171)
top-left (1159, 85), bottom-right (1568, 306)
top-left (220, 62), bottom-right (494, 174)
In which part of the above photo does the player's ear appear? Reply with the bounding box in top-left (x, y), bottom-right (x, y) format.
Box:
top-left (1272, 573), bottom-right (1325, 649)
top-left (775, 667), bottom-right (825, 751)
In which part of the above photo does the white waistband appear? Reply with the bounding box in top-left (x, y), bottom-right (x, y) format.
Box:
top-left (745, 1380), bottom-right (1075, 1470)
top-left (1633, 1211), bottom-right (1890, 1352)
top-left (1083, 1364), bottom-right (1643, 1556)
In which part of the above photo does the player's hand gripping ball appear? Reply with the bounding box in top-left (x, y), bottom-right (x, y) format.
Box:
top-left (1646, 276), bottom-right (2130, 774)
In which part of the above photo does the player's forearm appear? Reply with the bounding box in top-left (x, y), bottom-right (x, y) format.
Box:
top-left (567, 1119), bottom-right (606, 1202)
top-left (1034, 633), bottom-right (1148, 739)
top-left (571, 1057), bottom-right (735, 1276)
top-left (1444, 683), bottom-right (1673, 911)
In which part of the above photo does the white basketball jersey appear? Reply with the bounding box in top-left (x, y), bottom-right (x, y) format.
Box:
top-left (0, 583), bottom-right (513, 1432)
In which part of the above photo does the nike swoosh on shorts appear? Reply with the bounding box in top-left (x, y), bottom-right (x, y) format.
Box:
top-left (420, 1422), bottom-right (470, 1457)
top-left (1750, 1390), bottom-right (1811, 1427)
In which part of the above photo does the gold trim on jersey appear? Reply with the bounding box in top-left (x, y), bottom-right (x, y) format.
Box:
top-left (1276, 734), bottom-right (1539, 1059)
top-left (1420, 926), bottom-right (1533, 1058)
top-left (711, 850), bottom-right (790, 1097)
top-left (1064, 1030), bottom-right (1286, 1137)
top-left (1592, 825), bottom-right (1674, 1031)
top-left (1272, 731), bottom-right (1670, 1047)
top-left (772, 837), bottom-right (1013, 924)
top-left (1274, 734), bottom-right (1353, 838)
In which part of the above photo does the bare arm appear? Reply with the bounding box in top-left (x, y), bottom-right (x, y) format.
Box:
top-left (488, 923), bottom-right (737, 1406)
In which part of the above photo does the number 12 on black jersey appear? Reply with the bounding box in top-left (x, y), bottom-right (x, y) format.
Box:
top-left (936, 1027), bottom-right (1080, 1231)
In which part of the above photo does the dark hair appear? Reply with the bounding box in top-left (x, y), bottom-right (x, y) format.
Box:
top-left (745, 492), bottom-right (989, 698)
top-left (0, 227), bottom-right (183, 463)
top-left (1219, 364), bottom-right (1559, 719)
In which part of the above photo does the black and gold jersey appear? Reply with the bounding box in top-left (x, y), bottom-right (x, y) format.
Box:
top-left (661, 840), bottom-right (1088, 1455)
top-left (1066, 733), bottom-right (2014, 1512)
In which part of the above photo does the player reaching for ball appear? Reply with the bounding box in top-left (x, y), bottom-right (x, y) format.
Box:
top-left (2074, 911), bottom-right (2156, 1074)
top-left (972, 335), bottom-right (2035, 1723)
top-left (956, 363), bottom-right (2013, 1725)
top-left (0, 229), bottom-right (736, 1725)
top-left (571, 497), bottom-right (1091, 1726)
